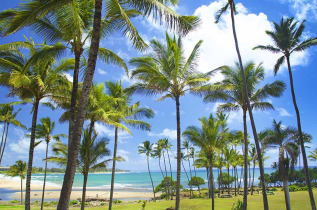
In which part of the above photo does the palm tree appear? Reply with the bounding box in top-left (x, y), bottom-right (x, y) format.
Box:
top-left (223, 147), bottom-right (235, 194)
top-left (33, 117), bottom-right (66, 210)
top-left (138, 141), bottom-right (156, 201)
top-left (162, 138), bottom-right (174, 200)
top-left (215, 1), bottom-right (271, 208)
top-left (151, 143), bottom-right (165, 179)
top-left (0, 40), bottom-right (72, 209)
top-left (7, 160), bottom-right (27, 204)
top-left (254, 17), bottom-right (317, 209)
top-left (309, 149), bottom-right (317, 162)
top-left (183, 113), bottom-right (228, 210)
top-left (106, 81), bottom-right (154, 210)
top-left (261, 120), bottom-right (300, 210)
top-left (182, 140), bottom-right (193, 198)
top-left (249, 144), bottom-right (257, 195)
top-left (130, 34), bottom-right (210, 209)
top-left (0, 103), bottom-right (26, 165)
top-left (78, 129), bottom-right (111, 210)
top-left (204, 62), bottom-right (285, 206)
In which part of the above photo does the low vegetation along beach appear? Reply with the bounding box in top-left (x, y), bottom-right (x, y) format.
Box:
top-left (1, 0), bottom-right (317, 210)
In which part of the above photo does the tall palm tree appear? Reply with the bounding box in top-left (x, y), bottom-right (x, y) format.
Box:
top-left (78, 128), bottom-right (111, 210)
top-left (215, 1), bottom-right (271, 208)
top-left (0, 103), bottom-right (26, 165)
top-left (0, 40), bottom-right (72, 209)
top-left (223, 146), bottom-right (235, 194)
top-left (7, 160), bottom-right (27, 205)
top-left (138, 140), bottom-right (156, 201)
top-left (130, 34), bottom-right (210, 209)
top-left (182, 140), bottom-right (193, 198)
top-left (249, 144), bottom-right (257, 195)
top-left (253, 17), bottom-right (317, 209)
top-left (183, 113), bottom-right (228, 210)
top-left (152, 143), bottom-right (165, 179)
top-left (261, 120), bottom-right (300, 210)
top-left (204, 62), bottom-right (285, 206)
top-left (309, 149), bottom-right (317, 162)
top-left (163, 138), bottom-right (174, 200)
top-left (33, 117), bottom-right (66, 210)
top-left (106, 81), bottom-right (154, 210)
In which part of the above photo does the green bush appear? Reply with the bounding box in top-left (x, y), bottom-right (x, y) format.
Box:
top-left (113, 199), bottom-right (123, 204)
top-left (9, 199), bottom-right (20, 204)
top-left (182, 189), bottom-right (189, 192)
top-left (101, 202), bottom-right (106, 206)
top-left (281, 185), bottom-right (299, 192)
top-left (69, 200), bottom-right (78, 205)
top-left (299, 186), bottom-right (308, 191)
top-left (270, 187), bottom-right (277, 191)
top-left (231, 200), bottom-right (243, 210)
top-left (214, 189), bottom-right (219, 193)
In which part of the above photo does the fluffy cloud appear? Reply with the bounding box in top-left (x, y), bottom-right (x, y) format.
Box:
top-left (277, 107), bottom-right (292, 117)
top-left (207, 102), bottom-right (243, 124)
top-left (97, 68), bottom-right (107, 75)
top-left (148, 128), bottom-right (177, 140)
top-left (94, 123), bottom-right (131, 140)
top-left (181, 0), bottom-right (308, 81)
top-left (9, 137), bottom-right (46, 156)
top-left (279, 0), bottom-right (317, 21)
top-left (117, 149), bottom-right (130, 162)
top-left (62, 72), bottom-right (73, 82)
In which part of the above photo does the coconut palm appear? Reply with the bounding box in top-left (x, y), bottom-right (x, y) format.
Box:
top-left (129, 34), bottom-right (210, 209)
top-left (138, 141), bottom-right (156, 201)
top-left (309, 149), bottom-right (317, 162)
top-left (151, 143), bottom-right (165, 179)
top-left (78, 129), bottom-right (111, 210)
top-left (215, 1), bottom-right (271, 208)
top-left (106, 81), bottom-right (154, 209)
top-left (7, 160), bottom-right (27, 205)
top-left (32, 117), bottom-right (66, 210)
top-left (0, 103), bottom-right (26, 165)
top-left (0, 40), bottom-right (72, 209)
top-left (254, 17), bottom-right (317, 209)
top-left (261, 120), bottom-right (300, 210)
top-left (183, 113), bottom-right (228, 210)
top-left (161, 138), bottom-right (174, 200)
top-left (204, 62), bottom-right (285, 205)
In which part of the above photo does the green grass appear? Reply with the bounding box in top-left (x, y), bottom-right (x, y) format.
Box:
top-left (1, 189), bottom-right (316, 210)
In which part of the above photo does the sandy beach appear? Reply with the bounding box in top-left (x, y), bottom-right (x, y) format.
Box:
top-left (0, 175), bottom-right (158, 201)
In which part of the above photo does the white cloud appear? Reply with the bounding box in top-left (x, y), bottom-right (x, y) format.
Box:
top-left (117, 149), bottom-right (130, 162)
top-left (148, 128), bottom-right (177, 140)
top-left (9, 137), bottom-right (46, 155)
top-left (279, 0), bottom-right (317, 21)
top-left (181, 0), bottom-right (308, 81)
top-left (62, 72), bottom-right (73, 82)
top-left (97, 68), bottom-right (107, 75)
top-left (277, 107), bottom-right (291, 117)
top-left (207, 102), bottom-right (243, 124)
top-left (94, 123), bottom-right (131, 140)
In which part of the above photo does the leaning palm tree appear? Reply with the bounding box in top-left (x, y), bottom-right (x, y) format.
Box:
top-left (309, 149), bottom-right (317, 162)
top-left (261, 120), bottom-right (300, 210)
top-left (183, 113), bottom-right (228, 210)
top-left (138, 141), bottom-right (156, 201)
top-left (78, 129), bottom-right (111, 210)
top-left (33, 117), bottom-right (66, 210)
top-left (0, 40), bottom-right (72, 209)
top-left (7, 160), bottom-right (27, 205)
top-left (106, 81), bottom-right (154, 210)
top-left (215, 1), bottom-right (271, 208)
top-left (204, 62), bottom-right (285, 206)
top-left (253, 17), bottom-right (317, 209)
top-left (129, 34), bottom-right (210, 209)
top-left (151, 143), bottom-right (165, 179)
top-left (0, 103), bottom-right (26, 165)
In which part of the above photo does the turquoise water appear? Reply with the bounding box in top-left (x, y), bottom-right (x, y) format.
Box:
top-left (29, 168), bottom-right (277, 191)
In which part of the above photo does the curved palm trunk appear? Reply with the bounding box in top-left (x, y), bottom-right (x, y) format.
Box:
top-left (280, 148), bottom-right (291, 210)
top-left (186, 153), bottom-right (192, 198)
top-left (175, 96), bottom-right (181, 210)
top-left (210, 154), bottom-right (215, 210)
top-left (192, 156), bottom-right (200, 195)
top-left (207, 167), bottom-right (211, 198)
top-left (109, 127), bottom-right (118, 210)
top-left (220, 168), bottom-right (223, 194)
top-left (25, 99), bottom-right (40, 210)
top-left (159, 157), bottom-right (165, 178)
top-left (147, 155), bottom-right (156, 201)
top-left (167, 150), bottom-right (173, 200)
top-left (249, 162), bottom-right (251, 188)
top-left (286, 55), bottom-right (316, 210)
top-left (21, 178), bottom-right (23, 205)
top-left (0, 122), bottom-right (9, 165)
top-left (81, 173), bottom-right (89, 210)
top-left (228, 2), bottom-right (269, 210)
top-left (162, 151), bottom-right (170, 200)
top-left (234, 167), bottom-right (237, 196)
top-left (41, 142), bottom-right (49, 210)
top-left (227, 168), bottom-right (230, 194)
top-left (182, 160), bottom-right (190, 188)
top-left (251, 161), bottom-right (255, 195)
top-left (242, 110), bottom-right (248, 208)
top-left (0, 122), bottom-right (7, 163)
top-left (57, 0), bottom-right (102, 208)
top-left (217, 169), bottom-right (219, 198)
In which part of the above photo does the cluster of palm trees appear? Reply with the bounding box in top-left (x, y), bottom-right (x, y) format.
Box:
top-left (0, 0), bottom-right (317, 210)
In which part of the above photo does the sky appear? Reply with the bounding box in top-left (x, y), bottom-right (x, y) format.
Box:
top-left (0, 0), bottom-right (317, 172)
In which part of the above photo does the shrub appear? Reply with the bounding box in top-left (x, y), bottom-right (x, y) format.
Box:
top-left (299, 186), bottom-right (308, 191)
top-left (231, 200), bottom-right (243, 210)
top-left (214, 189), bottom-right (219, 193)
top-left (9, 199), bottom-right (19, 204)
top-left (69, 200), bottom-right (78, 205)
top-left (182, 189), bottom-right (189, 192)
top-left (141, 200), bottom-right (147, 210)
top-left (101, 202), bottom-right (106, 206)
top-left (270, 187), bottom-right (277, 191)
top-left (113, 199), bottom-right (123, 204)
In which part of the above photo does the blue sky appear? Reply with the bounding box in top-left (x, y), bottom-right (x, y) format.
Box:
top-left (0, 0), bottom-right (317, 172)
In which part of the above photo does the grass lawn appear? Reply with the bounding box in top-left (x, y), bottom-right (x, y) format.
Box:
top-left (1, 189), bottom-right (316, 210)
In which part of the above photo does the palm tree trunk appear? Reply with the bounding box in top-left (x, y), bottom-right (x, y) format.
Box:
top-left (25, 99), bottom-right (40, 210)
top-left (162, 151), bottom-right (170, 200)
top-left (207, 167), bottom-right (210, 198)
top-left (192, 156), bottom-right (200, 195)
top-left (159, 157), bottom-right (165, 178)
top-left (41, 142), bottom-right (49, 210)
top-left (21, 178), bottom-right (23, 205)
top-left (167, 150), bottom-right (173, 200)
top-left (229, 2), bottom-right (269, 209)
top-left (68, 49), bottom-right (83, 147)
top-left (251, 161), bottom-right (255, 195)
top-left (187, 152), bottom-right (192, 198)
top-left (227, 168), bottom-right (230, 194)
top-left (217, 169), bottom-right (219, 198)
top-left (280, 148), bottom-right (291, 210)
top-left (81, 172), bottom-right (89, 210)
top-left (0, 122), bottom-right (7, 163)
top-left (57, 0), bottom-right (102, 208)
top-left (175, 96), bottom-right (181, 210)
top-left (242, 110), bottom-right (248, 208)
top-left (109, 127), bottom-right (118, 210)
top-left (210, 154), bottom-right (215, 210)
top-left (234, 167), bottom-right (237, 196)
top-left (182, 160), bottom-right (190, 189)
top-left (220, 168), bottom-right (223, 194)
top-left (249, 162), bottom-right (251, 188)
top-left (147, 155), bottom-right (156, 201)
top-left (0, 122), bottom-right (9, 164)
top-left (286, 55), bottom-right (316, 210)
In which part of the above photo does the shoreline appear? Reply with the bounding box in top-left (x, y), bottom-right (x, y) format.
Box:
top-left (0, 176), bottom-right (158, 201)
